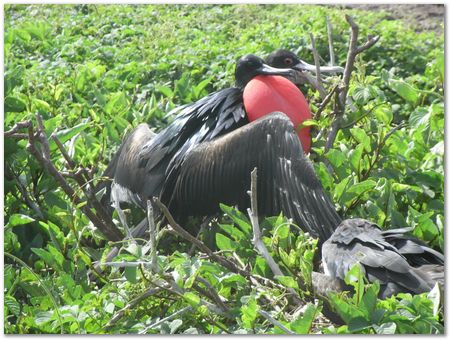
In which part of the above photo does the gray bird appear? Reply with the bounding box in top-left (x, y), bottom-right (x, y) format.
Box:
top-left (322, 218), bottom-right (444, 298)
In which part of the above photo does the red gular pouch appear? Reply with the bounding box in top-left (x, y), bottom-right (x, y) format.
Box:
top-left (243, 75), bottom-right (312, 154)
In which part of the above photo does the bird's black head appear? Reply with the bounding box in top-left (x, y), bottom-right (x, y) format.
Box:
top-left (267, 49), bottom-right (344, 73)
top-left (234, 54), bottom-right (294, 88)
top-left (266, 49), bottom-right (302, 69)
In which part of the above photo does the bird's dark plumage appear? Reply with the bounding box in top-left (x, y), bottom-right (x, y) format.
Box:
top-left (100, 54), bottom-right (341, 242)
top-left (160, 112), bottom-right (341, 240)
top-left (110, 87), bottom-right (248, 206)
top-left (322, 218), bottom-right (444, 298)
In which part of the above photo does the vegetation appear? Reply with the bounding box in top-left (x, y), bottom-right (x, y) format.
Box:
top-left (4, 4), bottom-right (444, 334)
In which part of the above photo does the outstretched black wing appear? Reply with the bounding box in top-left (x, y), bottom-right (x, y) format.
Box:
top-left (105, 87), bottom-right (248, 207)
top-left (160, 112), bottom-right (341, 241)
top-left (322, 218), bottom-right (444, 298)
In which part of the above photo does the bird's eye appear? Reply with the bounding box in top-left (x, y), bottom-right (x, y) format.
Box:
top-left (284, 57), bottom-right (293, 65)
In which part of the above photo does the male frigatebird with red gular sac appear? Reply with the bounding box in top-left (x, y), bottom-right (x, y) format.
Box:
top-left (322, 218), bottom-right (444, 298)
top-left (103, 54), bottom-right (342, 241)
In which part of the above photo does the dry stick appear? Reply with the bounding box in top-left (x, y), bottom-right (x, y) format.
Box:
top-left (314, 84), bottom-right (338, 121)
top-left (309, 33), bottom-right (327, 99)
top-left (147, 200), bottom-right (158, 273)
top-left (326, 16), bottom-right (335, 67)
top-left (4, 121), bottom-right (34, 138)
top-left (246, 168), bottom-right (303, 305)
top-left (195, 276), bottom-right (229, 313)
top-left (325, 15), bottom-right (380, 152)
top-left (258, 310), bottom-right (296, 335)
top-left (154, 198), bottom-right (250, 278)
top-left (51, 133), bottom-right (122, 238)
top-left (6, 165), bottom-right (45, 219)
top-left (139, 306), bottom-right (193, 334)
top-left (21, 115), bottom-right (123, 241)
top-left (106, 286), bottom-right (166, 329)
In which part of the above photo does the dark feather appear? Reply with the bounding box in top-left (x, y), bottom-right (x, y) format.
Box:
top-left (322, 218), bottom-right (444, 297)
top-left (104, 87), bottom-right (248, 207)
top-left (160, 112), bottom-right (341, 240)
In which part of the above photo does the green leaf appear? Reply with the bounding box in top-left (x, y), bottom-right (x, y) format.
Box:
top-left (373, 322), bottom-right (396, 334)
top-left (157, 85), bottom-right (174, 98)
top-left (298, 119), bottom-right (318, 129)
top-left (169, 319), bottom-right (183, 334)
top-left (4, 295), bottom-right (21, 316)
top-left (34, 99), bottom-right (51, 113)
top-left (289, 304), bottom-right (318, 334)
top-left (389, 79), bottom-right (419, 104)
top-left (104, 92), bottom-right (128, 115)
top-left (215, 233), bottom-right (237, 251)
top-left (436, 52), bottom-right (444, 82)
top-left (344, 264), bottom-right (365, 306)
top-left (348, 144), bottom-right (364, 172)
top-left (124, 266), bottom-right (137, 283)
top-left (374, 105), bottom-right (393, 124)
top-left (6, 214), bottom-right (35, 228)
top-left (325, 149), bottom-right (346, 169)
top-left (240, 296), bottom-right (258, 329)
top-left (347, 316), bottom-right (370, 332)
top-left (350, 127), bottom-right (371, 152)
top-left (219, 203), bottom-right (252, 234)
top-left (275, 275), bottom-right (299, 290)
top-left (35, 311), bottom-right (54, 325)
top-left (31, 248), bottom-right (54, 267)
top-left (183, 292), bottom-right (201, 307)
top-left (49, 122), bottom-right (91, 151)
top-left (409, 107), bottom-right (430, 129)
top-left (360, 281), bottom-right (379, 315)
top-left (347, 180), bottom-right (377, 196)
top-left (427, 283), bottom-right (441, 317)
top-left (5, 96), bottom-right (27, 112)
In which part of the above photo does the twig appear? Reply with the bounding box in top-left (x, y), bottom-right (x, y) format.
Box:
top-left (314, 84), bottom-right (338, 121)
top-left (154, 198), bottom-right (250, 277)
top-left (147, 200), bottom-right (158, 273)
top-left (326, 16), bottom-right (335, 67)
top-left (195, 276), bottom-right (229, 312)
top-left (6, 165), bottom-right (44, 219)
top-left (258, 310), bottom-right (296, 334)
top-left (324, 15), bottom-right (380, 152)
top-left (4, 121), bottom-right (33, 138)
top-left (139, 306), bottom-right (192, 334)
top-left (247, 168), bottom-right (303, 305)
top-left (22, 114), bottom-right (123, 241)
top-left (106, 286), bottom-right (164, 328)
top-left (309, 33), bottom-right (326, 99)
top-left (52, 132), bottom-right (121, 238)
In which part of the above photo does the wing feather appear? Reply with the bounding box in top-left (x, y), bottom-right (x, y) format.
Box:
top-left (161, 112), bottom-right (341, 239)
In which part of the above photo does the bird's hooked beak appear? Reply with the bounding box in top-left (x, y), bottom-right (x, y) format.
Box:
top-left (290, 60), bottom-right (344, 89)
top-left (257, 63), bottom-right (296, 77)
top-left (293, 60), bottom-right (344, 74)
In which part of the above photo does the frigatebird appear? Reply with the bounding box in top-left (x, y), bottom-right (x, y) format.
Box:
top-left (103, 54), bottom-right (342, 241)
top-left (322, 218), bottom-right (444, 298)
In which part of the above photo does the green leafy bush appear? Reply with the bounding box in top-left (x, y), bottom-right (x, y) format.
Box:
top-left (4, 4), bottom-right (443, 334)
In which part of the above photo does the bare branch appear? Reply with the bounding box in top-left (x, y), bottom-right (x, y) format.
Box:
top-left (154, 198), bottom-right (250, 277)
top-left (147, 200), bottom-right (158, 273)
top-left (309, 33), bottom-right (327, 99)
top-left (139, 306), bottom-right (193, 334)
top-left (314, 84), bottom-right (338, 121)
top-left (324, 15), bottom-right (380, 152)
top-left (247, 168), bottom-right (303, 305)
top-left (17, 114), bottom-right (124, 241)
top-left (258, 310), bottom-right (296, 334)
top-left (4, 121), bottom-right (32, 138)
top-left (106, 286), bottom-right (164, 328)
top-left (326, 16), bottom-right (335, 66)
